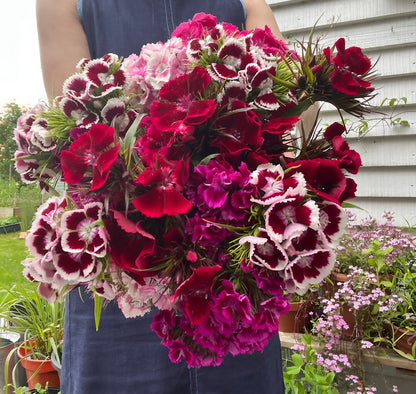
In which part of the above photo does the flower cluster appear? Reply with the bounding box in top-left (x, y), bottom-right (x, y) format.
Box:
top-left (336, 211), bottom-right (416, 273)
top-left (14, 13), bottom-right (376, 367)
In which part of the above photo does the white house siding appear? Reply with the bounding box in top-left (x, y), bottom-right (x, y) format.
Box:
top-left (267, 0), bottom-right (416, 226)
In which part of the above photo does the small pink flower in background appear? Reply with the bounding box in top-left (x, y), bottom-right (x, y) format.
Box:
top-left (61, 123), bottom-right (119, 190)
top-left (361, 340), bottom-right (373, 349)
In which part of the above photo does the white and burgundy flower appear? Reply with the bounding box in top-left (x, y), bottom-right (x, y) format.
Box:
top-left (318, 201), bottom-right (348, 246)
top-left (30, 118), bottom-right (56, 151)
top-left (251, 66), bottom-right (282, 110)
top-left (62, 73), bottom-right (92, 103)
top-left (53, 242), bottom-right (102, 282)
top-left (26, 196), bottom-right (68, 258)
top-left (240, 229), bottom-right (288, 271)
top-left (60, 202), bottom-right (107, 258)
top-left (250, 164), bottom-right (307, 205)
top-left (208, 38), bottom-right (246, 81)
top-left (13, 105), bottom-right (44, 155)
top-left (265, 199), bottom-right (320, 243)
top-left (60, 97), bottom-right (99, 128)
top-left (14, 153), bottom-right (56, 186)
top-left (282, 249), bottom-right (335, 295)
top-left (84, 57), bottom-right (126, 97)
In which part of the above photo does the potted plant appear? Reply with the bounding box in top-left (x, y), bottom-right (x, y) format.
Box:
top-left (279, 288), bottom-right (317, 333)
top-left (0, 285), bottom-right (64, 390)
top-left (0, 216), bottom-right (21, 234)
top-left (385, 252), bottom-right (416, 360)
top-left (283, 333), bottom-right (339, 393)
top-left (13, 382), bottom-right (60, 393)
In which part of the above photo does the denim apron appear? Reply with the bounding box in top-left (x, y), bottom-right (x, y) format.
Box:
top-left (61, 1), bottom-right (285, 393)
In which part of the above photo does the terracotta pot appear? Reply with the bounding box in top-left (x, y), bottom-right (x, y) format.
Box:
top-left (322, 272), bottom-right (348, 298)
top-left (279, 301), bottom-right (314, 333)
top-left (17, 341), bottom-right (60, 390)
top-left (389, 325), bottom-right (416, 358)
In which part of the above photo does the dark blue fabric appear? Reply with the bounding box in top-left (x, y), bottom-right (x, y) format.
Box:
top-left (62, 290), bottom-right (285, 393)
top-left (61, 1), bottom-right (285, 393)
top-left (79, 0), bottom-right (247, 58)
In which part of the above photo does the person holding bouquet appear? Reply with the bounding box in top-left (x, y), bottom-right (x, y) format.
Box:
top-left (35, 1), bottom-right (287, 393)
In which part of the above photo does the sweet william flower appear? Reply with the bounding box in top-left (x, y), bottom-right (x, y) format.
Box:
top-left (324, 122), bottom-right (362, 174)
top-left (150, 66), bottom-right (217, 132)
top-left (287, 158), bottom-right (356, 204)
top-left (170, 265), bottom-right (222, 325)
top-left (133, 159), bottom-right (192, 218)
top-left (61, 123), bottom-right (119, 190)
top-left (104, 210), bottom-right (158, 284)
top-left (60, 202), bottom-right (107, 258)
top-left (324, 38), bottom-right (373, 96)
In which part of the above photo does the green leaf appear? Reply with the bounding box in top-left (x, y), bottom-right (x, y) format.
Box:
top-left (94, 295), bottom-right (103, 331)
top-left (291, 353), bottom-right (305, 367)
top-left (285, 365), bottom-right (302, 375)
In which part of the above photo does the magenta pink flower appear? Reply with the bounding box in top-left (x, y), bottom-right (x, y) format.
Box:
top-left (172, 12), bottom-right (217, 41)
top-left (61, 123), bottom-right (119, 190)
top-left (250, 25), bottom-right (288, 57)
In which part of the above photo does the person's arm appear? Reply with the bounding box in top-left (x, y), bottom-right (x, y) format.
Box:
top-left (36, 0), bottom-right (90, 99)
top-left (243, 0), bottom-right (284, 41)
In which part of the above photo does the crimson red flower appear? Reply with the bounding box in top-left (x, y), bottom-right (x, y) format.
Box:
top-left (324, 38), bottom-right (373, 96)
top-left (150, 66), bottom-right (217, 132)
top-left (324, 123), bottom-right (362, 174)
top-left (104, 210), bottom-right (157, 284)
top-left (133, 159), bottom-right (192, 218)
top-left (170, 265), bottom-right (222, 325)
top-left (61, 123), bottom-right (119, 190)
top-left (287, 159), bottom-right (356, 203)
top-left (211, 100), bottom-right (263, 155)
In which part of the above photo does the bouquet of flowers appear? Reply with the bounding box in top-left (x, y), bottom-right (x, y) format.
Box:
top-left (14, 13), bottom-right (376, 367)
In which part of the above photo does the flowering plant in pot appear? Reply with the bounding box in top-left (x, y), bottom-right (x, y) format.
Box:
top-left (279, 287), bottom-right (318, 333)
top-left (0, 285), bottom-right (63, 390)
top-left (297, 268), bottom-right (402, 392)
top-left (333, 211), bottom-right (416, 277)
top-left (283, 333), bottom-right (339, 393)
top-left (384, 252), bottom-right (416, 360)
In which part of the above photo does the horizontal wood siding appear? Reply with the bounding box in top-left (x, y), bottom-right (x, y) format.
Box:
top-left (268, 0), bottom-right (416, 226)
